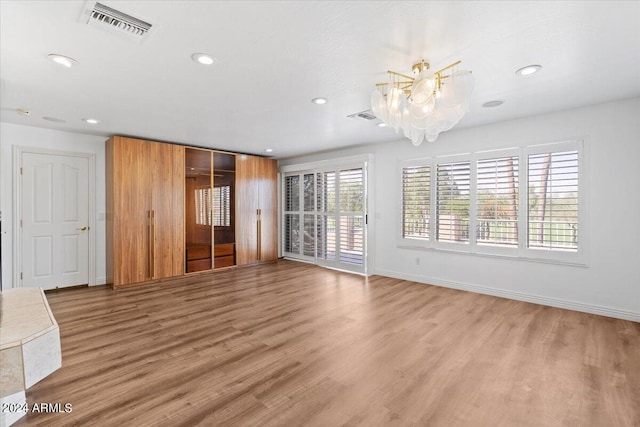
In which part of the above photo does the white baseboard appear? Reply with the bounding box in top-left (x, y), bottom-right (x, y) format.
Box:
top-left (375, 268), bottom-right (640, 323)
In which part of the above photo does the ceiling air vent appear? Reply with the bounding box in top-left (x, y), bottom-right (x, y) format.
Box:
top-left (80, 1), bottom-right (153, 42)
top-left (347, 110), bottom-right (377, 120)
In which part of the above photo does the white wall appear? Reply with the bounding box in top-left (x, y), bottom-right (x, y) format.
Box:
top-left (280, 97), bottom-right (640, 321)
top-left (0, 123), bottom-right (107, 290)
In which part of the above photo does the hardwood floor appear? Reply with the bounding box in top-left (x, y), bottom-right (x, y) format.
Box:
top-left (16, 260), bottom-right (640, 426)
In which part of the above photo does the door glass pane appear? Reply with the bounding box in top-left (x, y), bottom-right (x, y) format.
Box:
top-left (303, 214), bottom-right (315, 257)
top-left (303, 173), bottom-right (315, 211)
top-left (185, 148), bottom-right (212, 273)
top-left (285, 175), bottom-right (300, 211)
top-left (339, 215), bottom-right (364, 265)
top-left (316, 172), bottom-right (335, 212)
top-left (213, 153), bottom-right (236, 269)
top-left (316, 215), bottom-right (336, 261)
top-left (338, 168), bottom-right (364, 265)
top-left (284, 214), bottom-right (300, 254)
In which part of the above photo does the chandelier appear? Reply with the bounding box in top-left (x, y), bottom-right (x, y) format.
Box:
top-left (371, 60), bottom-right (474, 145)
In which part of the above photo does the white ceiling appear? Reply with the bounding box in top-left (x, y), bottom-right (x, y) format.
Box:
top-left (1, 1), bottom-right (639, 159)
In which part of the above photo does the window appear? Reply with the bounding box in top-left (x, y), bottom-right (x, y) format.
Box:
top-left (476, 156), bottom-right (519, 247)
top-left (527, 150), bottom-right (578, 251)
top-left (213, 185), bottom-right (231, 227)
top-left (284, 175), bottom-right (300, 254)
top-left (195, 186), bottom-right (231, 227)
top-left (316, 171), bottom-right (336, 261)
top-left (436, 161), bottom-right (470, 243)
top-left (399, 141), bottom-right (584, 263)
top-left (195, 187), bottom-right (211, 226)
top-left (402, 165), bottom-right (430, 240)
top-left (338, 168), bottom-right (365, 265)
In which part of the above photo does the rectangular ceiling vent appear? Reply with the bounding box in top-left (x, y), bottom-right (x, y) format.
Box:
top-left (80, 2), bottom-right (153, 42)
top-left (347, 110), bottom-right (377, 120)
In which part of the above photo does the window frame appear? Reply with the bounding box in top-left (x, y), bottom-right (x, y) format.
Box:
top-left (398, 140), bottom-right (587, 266)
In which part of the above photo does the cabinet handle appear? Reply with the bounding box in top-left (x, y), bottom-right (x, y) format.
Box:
top-left (148, 211), bottom-right (152, 278)
top-left (256, 208), bottom-right (262, 260)
top-left (257, 217), bottom-right (262, 261)
top-left (151, 210), bottom-right (155, 278)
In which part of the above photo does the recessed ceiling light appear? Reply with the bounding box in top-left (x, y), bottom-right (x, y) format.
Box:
top-left (482, 100), bottom-right (504, 108)
top-left (42, 116), bottom-right (66, 123)
top-left (17, 108), bottom-right (30, 116)
top-left (516, 65), bottom-right (542, 76)
top-left (191, 53), bottom-right (216, 65)
top-left (377, 122), bottom-right (387, 127)
top-left (265, 148), bottom-right (273, 153)
top-left (83, 118), bottom-right (100, 124)
top-left (47, 54), bottom-right (77, 68)
top-left (311, 97), bottom-right (327, 105)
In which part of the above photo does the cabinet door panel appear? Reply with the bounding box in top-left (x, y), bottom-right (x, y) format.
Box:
top-left (185, 148), bottom-right (213, 273)
top-left (151, 142), bottom-right (184, 279)
top-left (236, 155), bottom-right (259, 265)
top-left (259, 157), bottom-right (278, 262)
top-left (236, 155), bottom-right (277, 265)
top-left (113, 137), bottom-right (151, 285)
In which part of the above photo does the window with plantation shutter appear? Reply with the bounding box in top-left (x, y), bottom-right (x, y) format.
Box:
top-left (316, 171), bottom-right (336, 261)
top-left (283, 175), bottom-right (300, 255)
top-left (527, 150), bottom-right (578, 251)
top-left (302, 173), bottom-right (315, 257)
top-left (436, 161), bottom-right (470, 243)
top-left (402, 165), bottom-right (430, 240)
top-left (398, 140), bottom-right (583, 264)
top-left (338, 168), bottom-right (364, 265)
top-left (476, 156), bottom-right (519, 247)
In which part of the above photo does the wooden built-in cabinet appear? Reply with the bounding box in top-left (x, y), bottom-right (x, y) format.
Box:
top-left (106, 136), bottom-right (184, 288)
top-left (236, 155), bottom-right (278, 265)
top-left (107, 136), bottom-right (277, 288)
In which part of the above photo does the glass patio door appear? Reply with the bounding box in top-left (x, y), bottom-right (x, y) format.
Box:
top-left (283, 164), bottom-right (367, 274)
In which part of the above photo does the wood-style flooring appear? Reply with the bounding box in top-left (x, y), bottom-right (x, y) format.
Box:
top-left (15, 260), bottom-right (640, 426)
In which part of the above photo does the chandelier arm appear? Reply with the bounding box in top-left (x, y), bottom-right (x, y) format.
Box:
top-left (433, 60), bottom-right (462, 76)
top-left (387, 70), bottom-right (415, 81)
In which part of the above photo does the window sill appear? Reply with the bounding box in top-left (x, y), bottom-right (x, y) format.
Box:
top-left (397, 242), bottom-right (588, 268)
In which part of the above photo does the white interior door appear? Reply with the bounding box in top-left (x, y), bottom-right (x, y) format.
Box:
top-left (21, 152), bottom-right (89, 289)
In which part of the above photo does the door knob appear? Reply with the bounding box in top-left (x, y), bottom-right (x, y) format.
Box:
top-left (77, 226), bottom-right (88, 231)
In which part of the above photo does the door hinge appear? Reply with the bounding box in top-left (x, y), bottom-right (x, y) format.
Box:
top-left (20, 272), bottom-right (23, 280)
top-left (20, 167), bottom-right (23, 175)
top-left (20, 219), bottom-right (23, 227)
